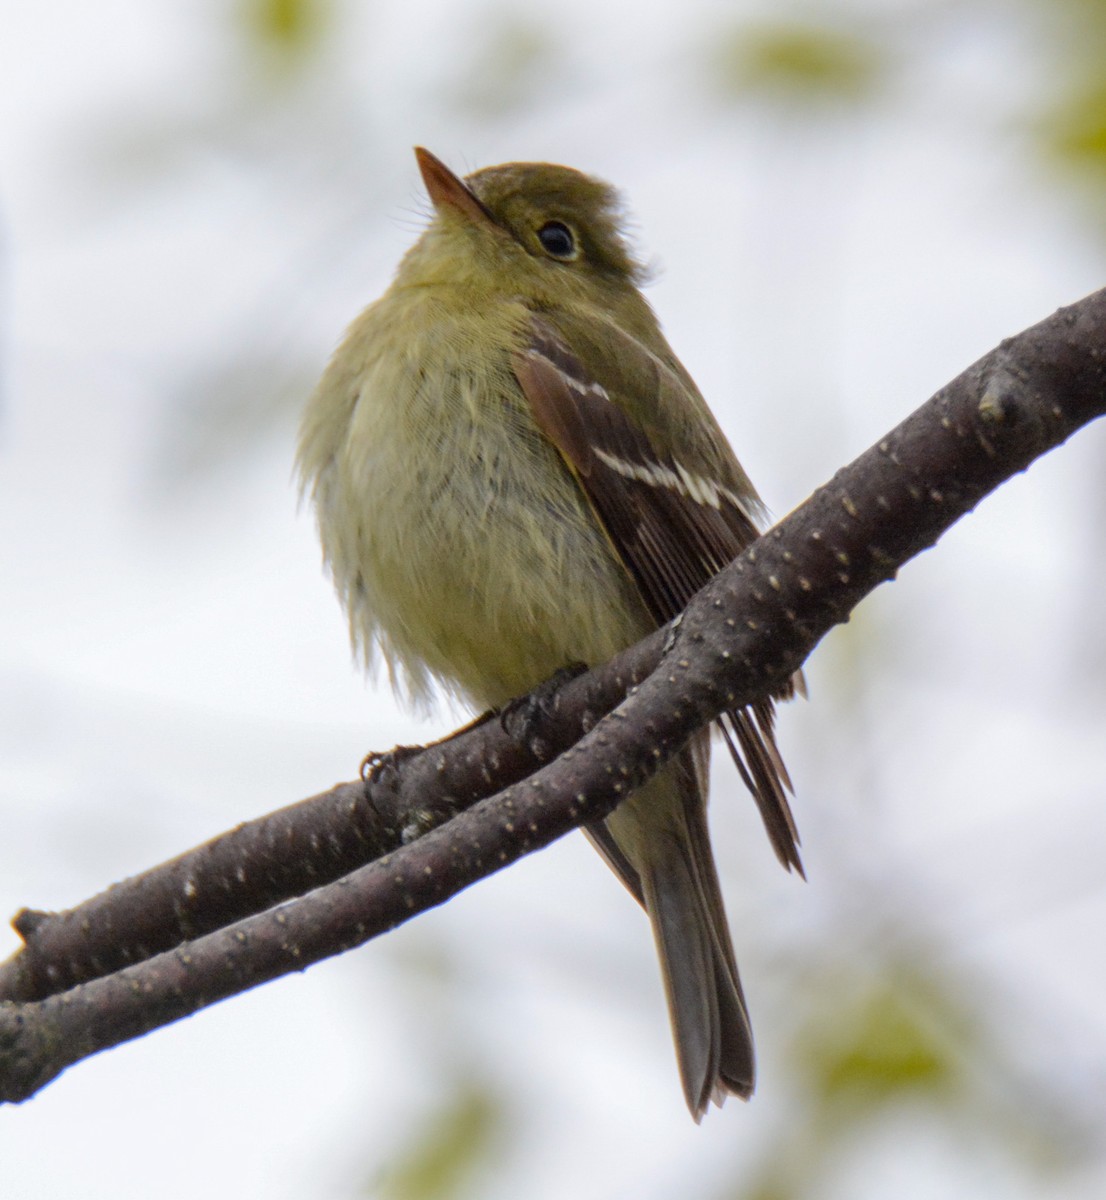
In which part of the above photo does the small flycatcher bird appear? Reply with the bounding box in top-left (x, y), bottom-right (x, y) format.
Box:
top-left (298, 148), bottom-right (801, 1119)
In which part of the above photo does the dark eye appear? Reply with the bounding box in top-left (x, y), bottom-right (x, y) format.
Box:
top-left (537, 221), bottom-right (577, 260)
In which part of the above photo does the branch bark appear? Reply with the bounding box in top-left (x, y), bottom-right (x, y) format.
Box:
top-left (2, 289), bottom-right (1103, 1103)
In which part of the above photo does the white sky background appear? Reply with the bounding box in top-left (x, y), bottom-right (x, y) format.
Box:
top-left (1, 2), bottom-right (1105, 1198)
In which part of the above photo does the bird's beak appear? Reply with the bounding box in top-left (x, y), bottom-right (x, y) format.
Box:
top-left (415, 147), bottom-right (499, 229)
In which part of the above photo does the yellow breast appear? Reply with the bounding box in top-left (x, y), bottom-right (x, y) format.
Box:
top-left (298, 288), bottom-right (651, 711)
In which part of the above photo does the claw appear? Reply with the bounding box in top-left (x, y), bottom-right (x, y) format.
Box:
top-left (499, 662), bottom-right (588, 759)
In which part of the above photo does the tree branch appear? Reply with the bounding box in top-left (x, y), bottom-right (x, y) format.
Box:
top-left (2, 289), bottom-right (1103, 1103)
top-left (0, 631), bottom-right (667, 1005)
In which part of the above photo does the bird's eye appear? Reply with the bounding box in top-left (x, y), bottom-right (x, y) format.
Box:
top-left (537, 221), bottom-right (577, 260)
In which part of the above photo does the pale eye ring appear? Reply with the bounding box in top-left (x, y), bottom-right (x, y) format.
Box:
top-left (537, 221), bottom-right (577, 260)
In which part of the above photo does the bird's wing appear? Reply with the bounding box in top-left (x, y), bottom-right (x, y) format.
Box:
top-left (511, 312), bottom-right (801, 874)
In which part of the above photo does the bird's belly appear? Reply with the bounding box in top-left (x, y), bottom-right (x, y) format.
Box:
top-left (332, 374), bottom-right (651, 709)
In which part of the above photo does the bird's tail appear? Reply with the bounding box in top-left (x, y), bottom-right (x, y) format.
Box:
top-left (589, 737), bottom-right (754, 1119)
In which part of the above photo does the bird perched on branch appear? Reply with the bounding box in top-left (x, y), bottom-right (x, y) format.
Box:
top-left (298, 147), bottom-right (800, 1119)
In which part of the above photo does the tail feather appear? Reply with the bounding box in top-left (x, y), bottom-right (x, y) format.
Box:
top-left (601, 737), bottom-right (755, 1119)
top-left (641, 840), bottom-right (754, 1117)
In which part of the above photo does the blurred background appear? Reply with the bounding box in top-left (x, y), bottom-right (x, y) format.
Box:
top-left (2, 0), bottom-right (1105, 1196)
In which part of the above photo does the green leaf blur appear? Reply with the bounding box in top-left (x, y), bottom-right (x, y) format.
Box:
top-left (712, 22), bottom-right (886, 103)
top-left (374, 1082), bottom-right (504, 1200)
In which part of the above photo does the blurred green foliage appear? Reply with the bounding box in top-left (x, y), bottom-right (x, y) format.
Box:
top-left (724, 958), bottom-right (1091, 1199)
top-left (711, 21), bottom-right (887, 104)
top-left (1031, 0), bottom-right (1106, 194)
top-left (1042, 78), bottom-right (1106, 179)
top-left (372, 1080), bottom-right (505, 1200)
top-left (237, 0), bottom-right (332, 69)
top-left (805, 970), bottom-right (958, 1111)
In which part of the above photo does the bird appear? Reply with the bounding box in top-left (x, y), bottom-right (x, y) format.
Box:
top-left (297, 147), bottom-right (801, 1119)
